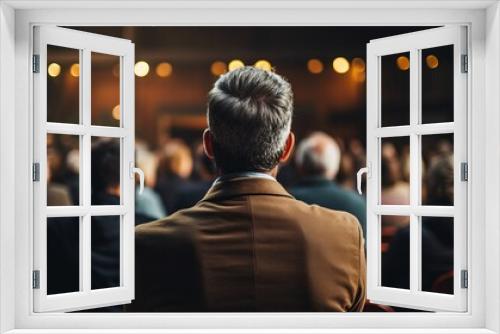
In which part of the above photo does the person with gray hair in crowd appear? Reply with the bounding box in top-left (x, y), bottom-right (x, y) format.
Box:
top-left (290, 132), bottom-right (366, 238)
top-left (130, 67), bottom-right (365, 312)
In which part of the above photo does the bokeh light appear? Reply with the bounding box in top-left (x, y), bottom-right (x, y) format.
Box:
top-left (351, 57), bottom-right (366, 72)
top-left (426, 55), bottom-right (439, 69)
top-left (254, 60), bottom-right (272, 71)
top-left (307, 59), bottom-right (324, 74)
top-left (134, 61), bottom-right (150, 77)
top-left (156, 62), bottom-right (173, 78)
top-left (70, 63), bottom-right (80, 77)
top-left (228, 59), bottom-right (245, 71)
top-left (332, 57), bottom-right (350, 74)
top-left (396, 56), bottom-right (410, 71)
top-left (47, 63), bottom-right (61, 77)
top-left (211, 61), bottom-right (227, 76)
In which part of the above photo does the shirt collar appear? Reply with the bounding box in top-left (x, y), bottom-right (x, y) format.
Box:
top-left (213, 171), bottom-right (275, 186)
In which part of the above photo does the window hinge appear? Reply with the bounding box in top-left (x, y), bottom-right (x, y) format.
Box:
top-left (461, 54), bottom-right (468, 73)
top-left (32, 54), bottom-right (40, 73)
top-left (461, 269), bottom-right (468, 289)
top-left (33, 163), bottom-right (40, 182)
top-left (32, 270), bottom-right (40, 289)
top-left (461, 162), bottom-right (468, 181)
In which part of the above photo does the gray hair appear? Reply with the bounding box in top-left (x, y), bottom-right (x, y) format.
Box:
top-left (295, 132), bottom-right (341, 179)
top-left (207, 66), bottom-right (293, 173)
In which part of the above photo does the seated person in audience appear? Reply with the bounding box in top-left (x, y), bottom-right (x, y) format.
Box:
top-left (155, 140), bottom-right (195, 215)
top-left (172, 144), bottom-right (217, 212)
top-left (382, 155), bottom-right (454, 293)
top-left (135, 147), bottom-right (167, 222)
top-left (129, 67), bottom-right (366, 312)
top-left (289, 132), bottom-right (366, 238)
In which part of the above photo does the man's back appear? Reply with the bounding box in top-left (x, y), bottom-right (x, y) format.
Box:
top-left (289, 177), bottom-right (367, 238)
top-left (129, 177), bottom-right (366, 312)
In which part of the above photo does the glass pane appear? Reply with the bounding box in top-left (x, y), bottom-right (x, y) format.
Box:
top-left (47, 45), bottom-right (80, 124)
top-left (421, 133), bottom-right (454, 205)
top-left (91, 215), bottom-right (121, 290)
top-left (47, 134), bottom-right (80, 206)
top-left (381, 52), bottom-right (410, 127)
top-left (47, 217), bottom-right (80, 295)
top-left (91, 52), bottom-right (120, 127)
top-left (91, 137), bottom-right (121, 205)
top-left (380, 136), bottom-right (410, 205)
top-left (421, 216), bottom-right (454, 294)
top-left (381, 215), bottom-right (410, 289)
top-left (421, 45), bottom-right (454, 124)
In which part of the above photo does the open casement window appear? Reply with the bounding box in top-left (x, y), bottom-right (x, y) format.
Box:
top-left (33, 26), bottom-right (138, 312)
top-left (363, 26), bottom-right (468, 312)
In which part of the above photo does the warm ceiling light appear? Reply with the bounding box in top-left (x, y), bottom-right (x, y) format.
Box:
top-left (156, 62), bottom-right (173, 78)
top-left (351, 57), bottom-right (366, 72)
top-left (112, 105), bottom-right (120, 121)
top-left (228, 59), bottom-right (245, 71)
top-left (134, 61), bottom-right (150, 77)
top-left (307, 59), bottom-right (324, 74)
top-left (396, 56), bottom-right (410, 71)
top-left (332, 57), bottom-right (350, 74)
top-left (70, 63), bottom-right (80, 77)
top-left (254, 60), bottom-right (272, 71)
top-left (47, 63), bottom-right (61, 77)
top-left (211, 61), bottom-right (227, 76)
top-left (426, 54), bottom-right (439, 69)
top-left (112, 64), bottom-right (120, 78)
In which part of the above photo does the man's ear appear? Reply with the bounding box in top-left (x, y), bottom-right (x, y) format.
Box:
top-left (279, 132), bottom-right (295, 163)
top-left (203, 129), bottom-right (215, 160)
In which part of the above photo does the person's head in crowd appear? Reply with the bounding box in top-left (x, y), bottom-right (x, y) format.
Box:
top-left (194, 144), bottom-right (216, 181)
top-left (204, 66), bottom-right (295, 176)
top-left (157, 140), bottom-right (193, 180)
top-left (91, 138), bottom-right (120, 197)
top-left (295, 132), bottom-right (341, 180)
top-left (66, 149), bottom-right (80, 175)
top-left (425, 154), bottom-right (453, 206)
top-left (136, 148), bottom-right (159, 188)
top-left (381, 142), bottom-right (403, 188)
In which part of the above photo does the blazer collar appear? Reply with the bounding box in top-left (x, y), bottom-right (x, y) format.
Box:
top-left (201, 177), bottom-right (294, 202)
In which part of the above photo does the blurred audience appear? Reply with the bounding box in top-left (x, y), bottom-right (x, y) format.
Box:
top-left (135, 147), bottom-right (167, 221)
top-left (155, 140), bottom-right (194, 214)
top-left (380, 142), bottom-right (410, 228)
top-left (172, 144), bottom-right (217, 212)
top-left (289, 132), bottom-right (366, 237)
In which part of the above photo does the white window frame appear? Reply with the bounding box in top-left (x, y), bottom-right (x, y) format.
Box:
top-left (365, 26), bottom-right (468, 312)
top-left (0, 1), bottom-right (499, 333)
top-left (33, 26), bottom-right (136, 312)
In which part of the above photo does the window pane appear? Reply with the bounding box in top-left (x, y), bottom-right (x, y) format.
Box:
top-left (91, 52), bottom-right (120, 127)
top-left (381, 215), bottom-right (410, 289)
top-left (47, 134), bottom-right (80, 206)
top-left (47, 217), bottom-right (80, 295)
top-left (47, 45), bottom-right (80, 124)
top-left (381, 52), bottom-right (410, 127)
top-left (380, 136), bottom-right (410, 205)
top-left (91, 215), bottom-right (121, 290)
top-left (421, 133), bottom-right (454, 206)
top-left (421, 45), bottom-right (454, 124)
top-left (91, 137), bottom-right (121, 205)
top-left (421, 216), bottom-right (454, 294)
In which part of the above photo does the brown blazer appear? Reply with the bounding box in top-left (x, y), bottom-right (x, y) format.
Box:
top-left (128, 177), bottom-right (366, 312)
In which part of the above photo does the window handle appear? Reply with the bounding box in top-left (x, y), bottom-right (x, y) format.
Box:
top-left (356, 164), bottom-right (370, 195)
top-left (130, 162), bottom-right (145, 195)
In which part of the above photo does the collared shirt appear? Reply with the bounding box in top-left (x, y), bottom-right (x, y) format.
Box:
top-left (213, 171), bottom-right (275, 186)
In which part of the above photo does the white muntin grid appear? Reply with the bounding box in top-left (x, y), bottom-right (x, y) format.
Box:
top-left (366, 26), bottom-right (468, 312)
top-left (33, 26), bottom-right (135, 313)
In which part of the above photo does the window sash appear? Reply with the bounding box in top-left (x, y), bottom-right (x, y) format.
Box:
top-left (366, 26), bottom-right (468, 312)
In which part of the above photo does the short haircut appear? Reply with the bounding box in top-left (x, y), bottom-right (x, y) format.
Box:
top-left (207, 66), bottom-right (294, 173)
top-left (295, 132), bottom-right (341, 179)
